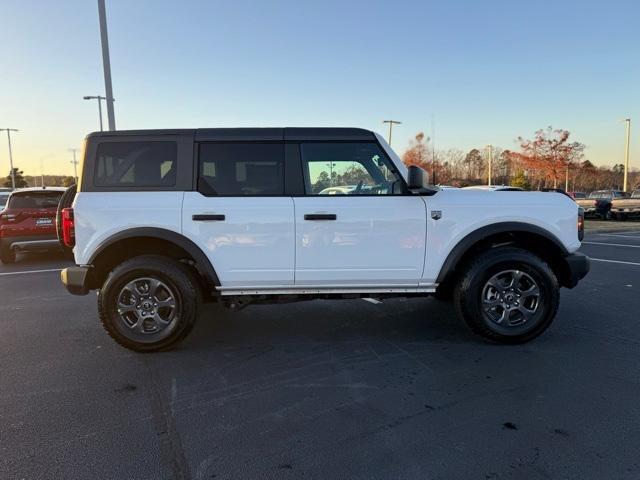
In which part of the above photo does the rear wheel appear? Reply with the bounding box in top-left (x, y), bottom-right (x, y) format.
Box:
top-left (98, 255), bottom-right (201, 352)
top-left (454, 247), bottom-right (559, 344)
top-left (0, 247), bottom-right (16, 264)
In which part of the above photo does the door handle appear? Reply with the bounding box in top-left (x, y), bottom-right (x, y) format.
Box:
top-left (304, 213), bottom-right (337, 221)
top-left (192, 214), bottom-right (225, 221)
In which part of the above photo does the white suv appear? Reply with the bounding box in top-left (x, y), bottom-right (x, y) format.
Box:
top-left (60, 128), bottom-right (589, 352)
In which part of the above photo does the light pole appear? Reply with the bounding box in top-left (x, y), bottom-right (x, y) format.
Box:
top-left (98, 0), bottom-right (116, 131)
top-left (69, 148), bottom-right (79, 184)
top-left (83, 95), bottom-right (106, 131)
top-left (382, 120), bottom-right (401, 146)
top-left (623, 118), bottom-right (631, 192)
top-left (0, 128), bottom-right (18, 190)
top-left (485, 145), bottom-right (493, 186)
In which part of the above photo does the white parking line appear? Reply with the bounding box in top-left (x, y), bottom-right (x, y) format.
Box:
top-left (591, 258), bottom-right (640, 266)
top-left (0, 268), bottom-right (62, 277)
top-left (583, 242), bottom-right (640, 248)
top-left (592, 233), bottom-right (640, 239)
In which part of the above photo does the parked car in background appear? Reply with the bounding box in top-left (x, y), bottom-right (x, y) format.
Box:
top-left (610, 189), bottom-right (640, 219)
top-left (0, 187), bottom-right (66, 263)
top-left (569, 192), bottom-right (587, 199)
top-left (462, 185), bottom-right (524, 191)
top-left (575, 190), bottom-right (627, 219)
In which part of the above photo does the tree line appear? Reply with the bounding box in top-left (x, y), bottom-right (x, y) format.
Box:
top-left (3, 168), bottom-right (75, 189)
top-left (402, 127), bottom-right (638, 192)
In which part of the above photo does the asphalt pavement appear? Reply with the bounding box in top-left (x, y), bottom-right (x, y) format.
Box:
top-left (1, 232), bottom-right (640, 480)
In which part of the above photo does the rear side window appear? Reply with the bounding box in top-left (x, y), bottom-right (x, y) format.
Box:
top-left (8, 192), bottom-right (62, 209)
top-left (95, 141), bottom-right (177, 187)
top-left (198, 143), bottom-right (284, 196)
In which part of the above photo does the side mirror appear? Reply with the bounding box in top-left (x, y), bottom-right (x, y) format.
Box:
top-left (407, 165), bottom-right (428, 189)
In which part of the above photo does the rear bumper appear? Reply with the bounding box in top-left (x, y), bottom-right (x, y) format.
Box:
top-left (1, 235), bottom-right (61, 253)
top-left (563, 253), bottom-right (590, 288)
top-left (61, 266), bottom-right (92, 296)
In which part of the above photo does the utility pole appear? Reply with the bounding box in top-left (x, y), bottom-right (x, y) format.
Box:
top-left (98, 0), bottom-right (116, 130)
top-left (69, 148), bottom-right (79, 184)
top-left (623, 118), bottom-right (631, 192)
top-left (382, 120), bottom-right (402, 146)
top-left (83, 95), bottom-right (106, 131)
top-left (565, 163), bottom-right (570, 192)
top-left (0, 128), bottom-right (18, 190)
top-left (486, 145), bottom-right (493, 186)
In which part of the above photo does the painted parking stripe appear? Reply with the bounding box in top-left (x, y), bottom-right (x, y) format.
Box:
top-left (583, 242), bottom-right (640, 248)
top-left (591, 258), bottom-right (640, 266)
top-left (0, 268), bottom-right (62, 277)
top-left (592, 233), bottom-right (640, 239)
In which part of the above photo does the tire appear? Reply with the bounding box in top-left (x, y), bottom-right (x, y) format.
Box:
top-left (98, 255), bottom-right (201, 352)
top-left (453, 247), bottom-right (559, 344)
top-left (0, 247), bottom-right (16, 264)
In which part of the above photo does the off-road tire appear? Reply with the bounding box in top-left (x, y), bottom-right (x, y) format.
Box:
top-left (98, 255), bottom-right (201, 352)
top-left (454, 247), bottom-right (559, 344)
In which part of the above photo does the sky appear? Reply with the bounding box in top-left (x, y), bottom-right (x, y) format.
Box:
top-left (0, 0), bottom-right (638, 176)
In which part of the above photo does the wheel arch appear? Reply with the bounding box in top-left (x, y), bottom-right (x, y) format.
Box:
top-left (436, 222), bottom-right (572, 289)
top-left (87, 227), bottom-right (220, 295)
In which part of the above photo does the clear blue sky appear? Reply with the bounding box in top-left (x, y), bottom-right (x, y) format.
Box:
top-left (0, 0), bottom-right (638, 175)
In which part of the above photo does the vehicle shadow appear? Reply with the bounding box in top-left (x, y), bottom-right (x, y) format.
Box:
top-left (181, 296), bottom-right (476, 352)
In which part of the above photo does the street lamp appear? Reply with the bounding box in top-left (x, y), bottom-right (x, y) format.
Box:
top-left (622, 118), bottom-right (631, 192)
top-left (0, 128), bottom-right (18, 190)
top-left (83, 95), bottom-right (106, 131)
top-left (68, 148), bottom-right (79, 184)
top-left (97, 0), bottom-right (116, 131)
top-left (382, 120), bottom-right (402, 146)
top-left (485, 145), bottom-right (493, 186)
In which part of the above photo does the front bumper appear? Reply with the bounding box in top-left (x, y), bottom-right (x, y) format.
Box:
top-left (563, 253), bottom-right (590, 288)
top-left (61, 266), bottom-right (92, 296)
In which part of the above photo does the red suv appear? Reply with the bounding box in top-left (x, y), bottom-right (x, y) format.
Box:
top-left (0, 187), bottom-right (66, 264)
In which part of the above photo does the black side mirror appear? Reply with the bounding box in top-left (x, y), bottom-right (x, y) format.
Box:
top-left (407, 165), bottom-right (428, 189)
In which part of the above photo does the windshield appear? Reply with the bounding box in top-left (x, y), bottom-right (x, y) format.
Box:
top-left (588, 191), bottom-right (610, 199)
top-left (7, 192), bottom-right (63, 209)
top-left (632, 190), bottom-right (640, 199)
top-left (573, 192), bottom-right (586, 199)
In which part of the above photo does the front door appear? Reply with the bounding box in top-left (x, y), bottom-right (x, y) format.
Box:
top-left (182, 142), bottom-right (295, 288)
top-left (293, 141), bottom-right (427, 286)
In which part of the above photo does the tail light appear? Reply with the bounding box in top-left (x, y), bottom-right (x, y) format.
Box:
top-left (62, 208), bottom-right (75, 247)
top-left (577, 207), bottom-right (585, 241)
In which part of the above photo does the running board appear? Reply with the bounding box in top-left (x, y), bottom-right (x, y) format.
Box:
top-left (216, 285), bottom-right (437, 296)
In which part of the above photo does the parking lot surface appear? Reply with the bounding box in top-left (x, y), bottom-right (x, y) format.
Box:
top-left (2, 231), bottom-right (640, 479)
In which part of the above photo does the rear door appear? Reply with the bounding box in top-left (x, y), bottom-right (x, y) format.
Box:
top-left (292, 141), bottom-right (427, 286)
top-left (182, 140), bottom-right (295, 288)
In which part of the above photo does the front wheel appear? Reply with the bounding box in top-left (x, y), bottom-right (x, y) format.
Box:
top-left (454, 247), bottom-right (559, 344)
top-left (98, 255), bottom-right (201, 352)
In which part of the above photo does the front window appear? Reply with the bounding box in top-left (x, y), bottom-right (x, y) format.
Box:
top-left (300, 142), bottom-right (403, 195)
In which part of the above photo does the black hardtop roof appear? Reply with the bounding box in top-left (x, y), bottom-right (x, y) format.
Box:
top-left (86, 127), bottom-right (376, 142)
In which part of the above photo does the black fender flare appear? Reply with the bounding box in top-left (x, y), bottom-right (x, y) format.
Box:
top-left (436, 222), bottom-right (569, 284)
top-left (88, 227), bottom-right (220, 286)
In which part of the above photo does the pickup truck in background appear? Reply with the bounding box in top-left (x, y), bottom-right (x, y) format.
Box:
top-left (575, 190), bottom-right (627, 219)
top-left (610, 189), bottom-right (640, 219)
